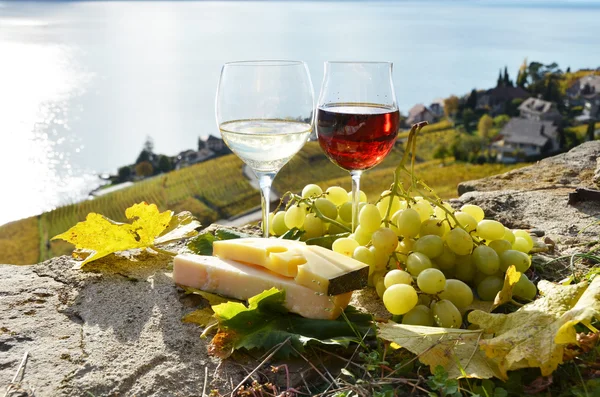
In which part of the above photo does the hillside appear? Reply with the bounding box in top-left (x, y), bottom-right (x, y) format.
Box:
top-left (0, 125), bottom-right (525, 265)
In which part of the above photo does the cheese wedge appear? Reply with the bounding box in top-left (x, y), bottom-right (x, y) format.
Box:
top-left (213, 238), bottom-right (306, 277)
top-left (172, 254), bottom-right (352, 320)
top-left (212, 238), bottom-right (369, 295)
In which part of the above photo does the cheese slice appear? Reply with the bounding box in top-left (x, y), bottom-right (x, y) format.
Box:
top-left (212, 238), bottom-right (369, 295)
top-left (213, 238), bottom-right (306, 277)
top-left (172, 254), bottom-right (352, 320)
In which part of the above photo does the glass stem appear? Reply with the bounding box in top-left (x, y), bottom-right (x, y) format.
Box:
top-left (257, 172), bottom-right (276, 238)
top-left (350, 170), bottom-right (363, 233)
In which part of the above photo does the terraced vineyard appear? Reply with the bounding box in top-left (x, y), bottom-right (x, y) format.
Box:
top-left (1, 122), bottom-right (524, 265)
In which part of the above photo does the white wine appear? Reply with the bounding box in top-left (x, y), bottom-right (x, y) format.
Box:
top-left (220, 119), bottom-right (312, 173)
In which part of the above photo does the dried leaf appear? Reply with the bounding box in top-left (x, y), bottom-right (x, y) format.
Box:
top-left (492, 266), bottom-right (521, 310)
top-left (377, 322), bottom-right (502, 379)
top-left (468, 277), bottom-right (600, 379)
top-left (155, 211), bottom-right (201, 244)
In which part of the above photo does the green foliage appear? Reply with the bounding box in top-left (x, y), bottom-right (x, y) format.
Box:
top-left (477, 114), bottom-right (494, 140)
top-left (117, 166), bottom-right (132, 183)
top-left (493, 114), bottom-right (510, 129)
top-left (187, 227), bottom-right (251, 255)
top-left (207, 288), bottom-right (374, 359)
top-left (466, 89), bottom-right (478, 109)
top-left (135, 160), bottom-right (154, 177)
top-left (427, 366), bottom-right (461, 397)
top-left (461, 108), bottom-right (476, 132)
top-left (444, 96), bottom-right (460, 119)
top-left (158, 155), bottom-right (172, 173)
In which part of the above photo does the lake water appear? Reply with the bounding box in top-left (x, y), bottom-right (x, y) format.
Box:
top-left (1, 0), bottom-right (599, 226)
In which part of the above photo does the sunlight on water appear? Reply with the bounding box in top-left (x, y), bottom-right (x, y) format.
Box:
top-left (0, 41), bottom-right (99, 225)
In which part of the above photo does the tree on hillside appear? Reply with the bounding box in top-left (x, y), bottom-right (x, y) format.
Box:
top-left (144, 136), bottom-right (154, 153)
top-left (158, 155), bottom-right (172, 173)
top-left (477, 114), bottom-right (494, 140)
top-left (493, 114), bottom-right (510, 129)
top-left (587, 120), bottom-right (596, 141)
top-left (497, 70), bottom-right (503, 87)
top-left (503, 66), bottom-right (513, 87)
top-left (444, 95), bottom-right (460, 119)
top-left (516, 59), bottom-right (528, 88)
top-left (135, 161), bottom-right (154, 178)
top-left (461, 108), bottom-right (476, 132)
top-left (466, 89), bottom-right (478, 109)
top-left (136, 149), bottom-right (151, 164)
top-left (117, 166), bottom-right (132, 183)
top-left (433, 144), bottom-right (450, 165)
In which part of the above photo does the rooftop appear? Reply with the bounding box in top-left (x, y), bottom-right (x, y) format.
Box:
top-left (500, 118), bottom-right (558, 147)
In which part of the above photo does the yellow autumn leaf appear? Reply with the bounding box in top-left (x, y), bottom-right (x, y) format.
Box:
top-left (52, 202), bottom-right (173, 269)
top-left (377, 322), bottom-right (503, 379)
top-left (468, 277), bottom-right (599, 380)
top-left (492, 266), bottom-right (521, 310)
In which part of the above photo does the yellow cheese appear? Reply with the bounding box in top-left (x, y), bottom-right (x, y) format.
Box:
top-left (212, 237), bottom-right (306, 277)
top-left (172, 254), bottom-right (352, 320)
top-left (213, 238), bottom-right (369, 295)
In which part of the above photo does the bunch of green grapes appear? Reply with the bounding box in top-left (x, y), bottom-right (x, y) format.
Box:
top-left (271, 184), bottom-right (540, 328)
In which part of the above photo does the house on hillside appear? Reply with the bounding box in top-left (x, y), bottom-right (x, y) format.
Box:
top-left (429, 98), bottom-right (445, 118)
top-left (174, 148), bottom-right (215, 170)
top-left (567, 75), bottom-right (600, 123)
top-left (492, 118), bottom-right (559, 163)
top-left (198, 135), bottom-right (232, 155)
top-left (476, 86), bottom-right (529, 115)
top-left (406, 104), bottom-right (435, 126)
top-left (518, 97), bottom-right (562, 122)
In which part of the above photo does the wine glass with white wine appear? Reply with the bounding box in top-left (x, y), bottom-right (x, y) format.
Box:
top-left (216, 60), bottom-right (314, 237)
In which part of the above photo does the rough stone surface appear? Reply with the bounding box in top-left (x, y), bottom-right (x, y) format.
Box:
top-left (2, 143), bottom-right (600, 396)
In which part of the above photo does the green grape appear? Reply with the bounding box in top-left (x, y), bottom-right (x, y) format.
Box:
top-left (338, 202), bottom-right (353, 224)
top-left (513, 274), bottom-right (537, 300)
top-left (476, 276), bottom-right (504, 301)
top-left (413, 235), bottom-right (444, 259)
top-left (370, 246), bottom-right (390, 271)
top-left (369, 270), bottom-right (385, 288)
top-left (460, 204), bottom-right (485, 223)
top-left (445, 227), bottom-right (473, 256)
top-left (503, 227), bottom-right (516, 244)
top-left (375, 278), bottom-right (386, 298)
top-left (302, 184), bottom-right (323, 198)
top-left (326, 186), bottom-right (349, 206)
top-left (396, 238), bottom-right (415, 255)
top-left (432, 299), bottom-right (463, 328)
top-left (352, 225), bottom-right (373, 246)
top-left (347, 189), bottom-right (368, 203)
top-left (271, 211), bottom-right (289, 236)
top-left (353, 246), bottom-right (375, 266)
top-left (513, 230), bottom-right (534, 245)
top-left (384, 269), bottom-right (413, 288)
top-left (420, 218), bottom-right (448, 237)
top-left (377, 195), bottom-right (402, 218)
top-left (454, 211), bottom-right (478, 232)
top-left (439, 279), bottom-right (474, 308)
top-left (488, 239), bottom-right (512, 256)
top-left (473, 271), bottom-right (488, 287)
top-left (372, 227), bottom-right (399, 254)
top-left (314, 198), bottom-right (337, 220)
top-left (499, 249), bottom-right (531, 272)
top-left (441, 267), bottom-right (456, 279)
top-left (411, 200), bottom-right (433, 222)
top-left (332, 237), bottom-right (360, 257)
top-left (406, 252), bottom-right (433, 276)
top-left (512, 236), bottom-right (533, 253)
top-left (476, 220), bottom-right (506, 241)
top-left (328, 219), bottom-right (349, 235)
top-left (303, 214), bottom-right (324, 239)
top-left (454, 254), bottom-right (476, 283)
top-left (434, 245), bottom-right (456, 270)
top-left (392, 208), bottom-right (421, 238)
top-left (383, 284), bottom-right (418, 315)
top-left (402, 305), bottom-right (434, 326)
top-left (434, 202), bottom-right (455, 220)
top-left (417, 294), bottom-right (433, 307)
top-left (359, 204), bottom-right (382, 233)
top-left (284, 205), bottom-right (305, 229)
top-left (417, 268), bottom-right (446, 294)
top-left (472, 245), bottom-right (500, 275)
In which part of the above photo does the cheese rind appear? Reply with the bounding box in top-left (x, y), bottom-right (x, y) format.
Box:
top-left (172, 253), bottom-right (352, 320)
top-left (212, 238), bottom-right (369, 295)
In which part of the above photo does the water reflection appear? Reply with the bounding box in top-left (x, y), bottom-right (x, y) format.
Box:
top-left (0, 40), bottom-right (99, 225)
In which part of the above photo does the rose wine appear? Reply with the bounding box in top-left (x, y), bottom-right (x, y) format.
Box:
top-left (220, 119), bottom-right (312, 173)
top-left (316, 103), bottom-right (400, 171)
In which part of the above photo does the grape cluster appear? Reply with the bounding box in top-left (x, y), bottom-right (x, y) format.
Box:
top-left (271, 184), bottom-right (539, 329)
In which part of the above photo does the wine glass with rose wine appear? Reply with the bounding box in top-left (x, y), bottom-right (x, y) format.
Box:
top-left (216, 61), bottom-right (314, 237)
top-left (316, 61), bottom-right (400, 231)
